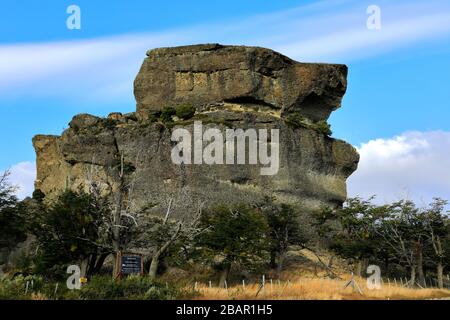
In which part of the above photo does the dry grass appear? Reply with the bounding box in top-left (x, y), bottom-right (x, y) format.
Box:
top-left (31, 292), bottom-right (48, 300)
top-left (192, 276), bottom-right (450, 300)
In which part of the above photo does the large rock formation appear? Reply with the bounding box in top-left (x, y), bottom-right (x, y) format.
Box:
top-left (135, 44), bottom-right (347, 122)
top-left (33, 44), bottom-right (359, 215)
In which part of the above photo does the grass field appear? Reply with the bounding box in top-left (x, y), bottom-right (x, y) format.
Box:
top-left (192, 276), bottom-right (450, 300)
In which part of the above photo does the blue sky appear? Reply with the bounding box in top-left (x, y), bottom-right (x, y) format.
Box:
top-left (1, 0), bottom-right (450, 203)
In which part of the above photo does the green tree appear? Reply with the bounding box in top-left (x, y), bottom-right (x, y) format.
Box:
top-left (31, 189), bottom-right (112, 278)
top-left (314, 197), bottom-right (381, 276)
top-left (0, 171), bottom-right (27, 265)
top-left (197, 204), bottom-right (269, 287)
top-left (421, 198), bottom-right (449, 289)
top-left (374, 200), bottom-right (432, 286)
top-left (261, 201), bottom-right (308, 273)
top-left (175, 103), bottom-right (196, 120)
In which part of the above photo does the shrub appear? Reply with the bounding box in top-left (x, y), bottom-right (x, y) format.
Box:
top-left (285, 112), bottom-right (332, 136)
top-left (0, 276), bottom-right (29, 300)
top-left (285, 112), bottom-right (308, 129)
top-left (313, 120), bottom-right (332, 136)
top-left (63, 275), bottom-right (186, 300)
top-left (175, 104), bottom-right (196, 120)
top-left (0, 275), bottom-right (193, 300)
top-left (148, 113), bottom-right (160, 123)
top-left (160, 107), bottom-right (176, 123)
top-left (0, 275), bottom-right (46, 300)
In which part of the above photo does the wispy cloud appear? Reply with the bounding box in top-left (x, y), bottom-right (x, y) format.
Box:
top-left (348, 131), bottom-right (450, 206)
top-left (0, 32), bottom-right (187, 103)
top-left (0, 0), bottom-right (450, 103)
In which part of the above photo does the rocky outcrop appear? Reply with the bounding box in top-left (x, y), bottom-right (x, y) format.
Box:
top-left (135, 44), bottom-right (347, 122)
top-left (33, 44), bottom-right (358, 215)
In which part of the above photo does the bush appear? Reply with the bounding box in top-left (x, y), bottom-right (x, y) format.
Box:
top-left (0, 275), bottom-right (193, 300)
top-left (0, 276), bottom-right (29, 300)
top-left (64, 275), bottom-right (187, 300)
top-left (147, 111), bottom-right (161, 123)
top-left (175, 104), bottom-right (196, 120)
top-left (285, 112), bottom-right (332, 136)
top-left (313, 120), bottom-right (332, 136)
top-left (0, 275), bottom-right (47, 300)
top-left (285, 112), bottom-right (308, 129)
top-left (160, 107), bottom-right (176, 123)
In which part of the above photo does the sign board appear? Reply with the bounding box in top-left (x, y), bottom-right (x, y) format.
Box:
top-left (114, 251), bottom-right (144, 278)
top-left (120, 255), bottom-right (142, 275)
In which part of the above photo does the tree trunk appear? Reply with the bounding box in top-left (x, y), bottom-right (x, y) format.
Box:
top-left (416, 248), bottom-right (426, 287)
top-left (437, 261), bottom-right (444, 289)
top-left (409, 266), bottom-right (416, 287)
top-left (148, 251), bottom-right (161, 281)
top-left (86, 253), bottom-right (97, 278)
top-left (80, 258), bottom-right (89, 279)
top-left (112, 191), bottom-right (123, 277)
top-left (148, 223), bottom-right (182, 280)
top-left (218, 264), bottom-right (231, 288)
top-left (384, 257), bottom-right (389, 277)
top-left (276, 252), bottom-right (286, 275)
top-left (92, 252), bottom-right (110, 275)
top-left (355, 259), bottom-right (363, 277)
top-left (269, 251), bottom-right (277, 269)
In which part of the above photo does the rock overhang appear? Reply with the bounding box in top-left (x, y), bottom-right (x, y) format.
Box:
top-left (134, 44), bottom-right (347, 122)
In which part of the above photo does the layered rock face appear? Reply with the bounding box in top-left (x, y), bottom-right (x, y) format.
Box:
top-left (33, 44), bottom-right (359, 215)
top-left (135, 44), bottom-right (347, 121)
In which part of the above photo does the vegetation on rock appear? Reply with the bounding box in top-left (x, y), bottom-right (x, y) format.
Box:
top-left (285, 112), bottom-right (332, 136)
top-left (175, 103), bottom-right (196, 120)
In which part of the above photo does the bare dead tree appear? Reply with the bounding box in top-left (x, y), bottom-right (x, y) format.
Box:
top-left (146, 198), bottom-right (207, 280)
top-left (375, 216), bottom-right (419, 287)
top-left (83, 151), bottom-right (145, 276)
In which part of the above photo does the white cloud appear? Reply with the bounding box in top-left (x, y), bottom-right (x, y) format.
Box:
top-left (348, 131), bottom-right (450, 206)
top-left (1, 0), bottom-right (450, 102)
top-left (2, 162), bottom-right (36, 200)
